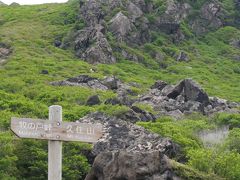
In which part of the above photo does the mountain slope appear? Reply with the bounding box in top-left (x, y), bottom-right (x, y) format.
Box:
top-left (0, 0), bottom-right (240, 179)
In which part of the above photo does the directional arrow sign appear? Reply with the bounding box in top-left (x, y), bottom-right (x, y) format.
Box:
top-left (11, 117), bottom-right (103, 143)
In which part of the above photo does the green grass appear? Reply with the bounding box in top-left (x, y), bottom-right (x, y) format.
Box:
top-left (0, 0), bottom-right (240, 179)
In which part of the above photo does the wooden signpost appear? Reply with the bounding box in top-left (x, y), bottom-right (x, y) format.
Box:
top-left (10, 105), bottom-right (103, 180)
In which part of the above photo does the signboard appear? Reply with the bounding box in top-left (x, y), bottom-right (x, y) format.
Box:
top-left (11, 105), bottom-right (103, 180)
top-left (11, 117), bottom-right (103, 143)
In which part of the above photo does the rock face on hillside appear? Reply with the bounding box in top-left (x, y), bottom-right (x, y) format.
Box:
top-left (61, 0), bottom-right (236, 64)
top-left (190, 1), bottom-right (224, 35)
top-left (85, 151), bottom-right (179, 180)
top-left (52, 75), bottom-right (239, 118)
top-left (0, 1), bottom-right (6, 6)
top-left (0, 43), bottom-right (11, 63)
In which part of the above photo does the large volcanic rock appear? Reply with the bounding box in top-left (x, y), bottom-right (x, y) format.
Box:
top-left (79, 112), bottom-right (180, 158)
top-left (85, 151), bottom-right (179, 180)
top-left (109, 12), bottom-right (133, 41)
top-left (166, 79), bottom-right (209, 106)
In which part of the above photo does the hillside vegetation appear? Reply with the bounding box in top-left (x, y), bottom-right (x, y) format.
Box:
top-left (0, 0), bottom-right (240, 179)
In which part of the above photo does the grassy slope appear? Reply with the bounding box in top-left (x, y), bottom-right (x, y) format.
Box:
top-left (0, 1), bottom-right (239, 179)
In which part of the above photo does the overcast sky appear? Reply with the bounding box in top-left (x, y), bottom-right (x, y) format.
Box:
top-left (2, 0), bottom-right (68, 5)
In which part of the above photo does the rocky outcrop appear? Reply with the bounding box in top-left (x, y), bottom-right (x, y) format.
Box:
top-left (86, 95), bottom-right (101, 106)
top-left (109, 12), bottom-right (132, 41)
top-left (80, 112), bottom-right (181, 180)
top-left (191, 1), bottom-right (224, 35)
top-left (151, 80), bottom-right (168, 90)
top-left (79, 112), bottom-right (180, 158)
top-left (51, 75), bottom-right (116, 90)
top-left (230, 39), bottom-right (240, 48)
top-left (62, 0), bottom-right (239, 64)
top-left (166, 79), bottom-right (209, 105)
top-left (85, 151), bottom-right (179, 180)
top-left (138, 79), bottom-right (239, 118)
top-left (176, 51), bottom-right (189, 62)
top-left (0, 43), bottom-right (11, 64)
top-left (74, 25), bottom-right (116, 64)
top-left (156, 0), bottom-right (191, 34)
top-left (52, 75), bottom-right (239, 117)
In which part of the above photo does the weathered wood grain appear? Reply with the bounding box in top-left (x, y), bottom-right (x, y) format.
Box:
top-left (11, 117), bottom-right (103, 143)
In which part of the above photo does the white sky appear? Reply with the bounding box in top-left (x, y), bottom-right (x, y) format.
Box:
top-left (2, 0), bottom-right (68, 5)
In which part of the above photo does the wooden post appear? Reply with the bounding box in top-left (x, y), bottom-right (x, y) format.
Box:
top-left (11, 105), bottom-right (103, 179)
top-left (48, 105), bottom-right (62, 180)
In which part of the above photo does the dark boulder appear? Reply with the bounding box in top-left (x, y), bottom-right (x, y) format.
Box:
top-left (67, 75), bottom-right (95, 83)
top-left (101, 76), bottom-right (119, 90)
top-left (131, 106), bottom-right (156, 122)
top-left (167, 79), bottom-right (209, 106)
top-left (0, 43), bottom-right (11, 60)
top-left (117, 109), bottom-right (141, 123)
top-left (51, 75), bottom-right (109, 90)
top-left (176, 51), bottom-right (189, 62)
top-left (86, 95), bottom-right (101, 106)
top-left (54, 40), bottom-right (62, 47)
top-left (85, 151), bottom-right (179, 180)
top-left (104, 98), bottom-right (121, 105)
top-left (151, 80), bottom-right (168, 90)
top-left (40, 70), bottom-right (49, 74)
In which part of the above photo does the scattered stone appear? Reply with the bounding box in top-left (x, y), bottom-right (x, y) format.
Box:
top-left (166, 110), bottom-right (184, 120)
top-left (54, 40), bottom-right (62, 47)
top-left (117, 109), bottom-right (141, 123)
top-left (176, 51), bottom-right (189, 62)
top-left (101, 76), bottom-right (119, 90)
top-left (0, 43), bottom-right (11, 60)
top-left (86, 95), bottom-right (101, 106)
top-left (151, 80), bottom-right (168, 90)
top-left (51, 75), bottom-right (108, 90)
top-left (40, 70), bottom-right (49, 74)
top-left (104, 98), bottom-right (121, 105)
top-left (230, 39), bottom-right (240, 48)
top-left (52, 75), bottom-right (239, 116)
top-left (138, 79), bottom-right (238, 117)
